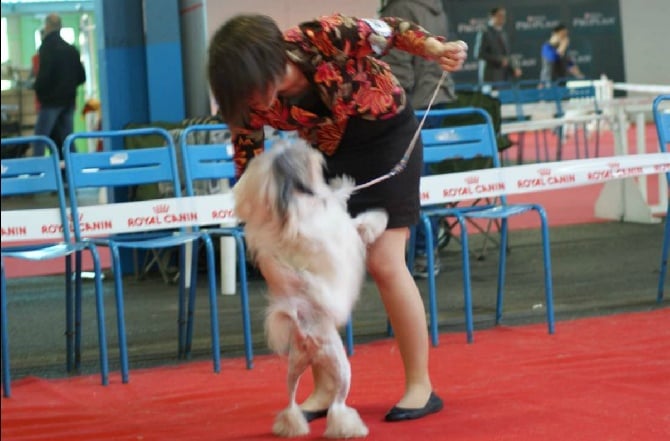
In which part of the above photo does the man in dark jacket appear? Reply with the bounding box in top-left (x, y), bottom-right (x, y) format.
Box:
top-left (33, 13), bottom-right (86, 157)
top-left (380, 0), bottom-right (458, 277)
top-left (380, 0), bottom-right (456, 111)
top-left (473, 7), bottom-right (521, 84)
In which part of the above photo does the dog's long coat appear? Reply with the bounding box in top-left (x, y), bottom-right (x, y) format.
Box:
top-left (233, 140), bottom-right (387, 438)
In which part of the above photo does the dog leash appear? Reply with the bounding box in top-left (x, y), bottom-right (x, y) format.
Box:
top-left (352, 70), bottom-right (447, 192)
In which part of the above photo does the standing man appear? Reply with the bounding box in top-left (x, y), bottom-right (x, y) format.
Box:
top-left (474, 7), bottom-right (521, 84)
top-left (379, 0), bottom-right (457, 112)
top-left (33, 13), bottom-right (86, 158)
top-left (379, 0), bottom-right (458, 277)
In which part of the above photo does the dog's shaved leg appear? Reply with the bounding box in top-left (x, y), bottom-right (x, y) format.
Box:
top-left (320, 329), bottom-right (351, 406)
top-left (272, 346), bottom-right (311, 437)
top-left (321, 328), bottom-right (368, 438)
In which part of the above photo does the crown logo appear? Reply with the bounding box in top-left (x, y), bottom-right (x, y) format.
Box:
top-left (537, 168), bottom-right (551, 176)
top-left (153, 204), bottom-right (170, 214)
top-left (607, 162), bottom-right (620, 169)
top-left (465, 176), bottom-right (479, 185)
top-left (67, 213), bottom-right (84, 222)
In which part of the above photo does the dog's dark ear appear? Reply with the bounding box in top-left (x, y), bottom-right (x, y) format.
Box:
top-left (272, 149), bottom-right (314, 222)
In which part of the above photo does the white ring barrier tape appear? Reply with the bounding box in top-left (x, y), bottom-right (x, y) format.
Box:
top-left (613, 83), bottom-right (670, 95)
top-left (2, 153), bottom-right (669, 243)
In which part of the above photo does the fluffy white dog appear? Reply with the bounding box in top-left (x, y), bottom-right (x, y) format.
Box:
top-left (233, 140), bottom-right (388, 438)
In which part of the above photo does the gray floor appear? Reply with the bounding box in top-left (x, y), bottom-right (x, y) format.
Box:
top-left (3, 216), bottom-right (667, 382)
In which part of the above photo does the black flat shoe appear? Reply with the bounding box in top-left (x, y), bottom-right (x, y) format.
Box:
top-left (384, 392), bottom-right (444, 422)
top-left (302, 408), bottom-right (328, 422)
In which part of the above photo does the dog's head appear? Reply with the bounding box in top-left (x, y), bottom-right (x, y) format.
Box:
top-left (233, 140), bottom-right (328, 234)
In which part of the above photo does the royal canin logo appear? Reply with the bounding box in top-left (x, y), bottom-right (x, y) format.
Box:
top-left (537, 168), bottom-right (551, 176)
top-left (153, 204), bottom-right (170, 214)
top-left (465, 176), bottom-right (479, 185)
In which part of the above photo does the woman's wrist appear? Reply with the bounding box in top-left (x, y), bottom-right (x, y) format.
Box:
top-left (424, 36), bottom-right (446, 58)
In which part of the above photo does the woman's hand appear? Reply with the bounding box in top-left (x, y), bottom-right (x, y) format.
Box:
top-left (425, 38), bottom-right (468, 72)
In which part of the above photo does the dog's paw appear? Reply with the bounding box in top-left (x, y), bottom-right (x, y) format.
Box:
top-left (273, 406), bottom-right (310, 437)
top-left (328, 176), bottom-right (355, 204)
top-left (353, 210), bottom-right (389, 245)
top-left (324, 405), bottom-right (369, 439)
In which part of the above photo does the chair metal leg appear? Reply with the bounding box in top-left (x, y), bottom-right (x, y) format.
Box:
top-left (422, 214), bottom-right (439, 347)
top-left (345, 318), bottom-right (354, 357)
top-left (658, 210), bottom-right (670, 303)
top-left (141, 248), bottom-right (173, 284)
top-left (64, 254), bottom-right (74, 373)
top-left (517, 132), bottom-right (526, 164)
top-left (495, 218), bottom-right (509, 325)
top-left (74, 251), bottom-right (83, 369)
top-left (89, 246), bottom-right (109, 386)
top-left (183, 244), bottom-right (196, 359)
top-left (234, 234), bottom-right (253, 369)
top-left (574, 124), bottom-right (582, 159)
top-left (456, 215), bottom-right (475, 344)
top-left (201, 236), bottom-right (221, 373)
top-left (582, 123), bottom-right (590, 158)
top-left (406, 224), bottom-right (417, 275)
top-left (1, 262), bottom-right (11, 398)
top-left (536, 206), bottom-right (555, 334)
top-left (110, 245), bottom-right (130, 383)
top-left (595, 119), bottom-right (601, 157)
top-left (556, 126), bottom-right (564, 161)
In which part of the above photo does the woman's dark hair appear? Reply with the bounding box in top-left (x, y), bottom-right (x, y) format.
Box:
top-left (207, 14), bottom-right (287, 126)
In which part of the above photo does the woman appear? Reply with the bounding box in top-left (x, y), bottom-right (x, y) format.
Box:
top-left (208, 13), bottom-right (467, 422)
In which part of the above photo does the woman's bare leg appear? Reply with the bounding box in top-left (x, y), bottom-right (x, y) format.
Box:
top-left (367, 227), bottom-right (433, 409)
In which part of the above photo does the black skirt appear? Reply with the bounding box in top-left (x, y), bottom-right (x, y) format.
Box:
top-left (324, 105), bottom-right (422, 229)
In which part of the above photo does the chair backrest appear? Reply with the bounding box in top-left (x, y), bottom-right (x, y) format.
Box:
top-left (1, 136), bottom-right (72, 244)
top-left (179, 124), bottom-right (235, 197)
top-left (653, 94), bottom-right (670, 186)
top-left (63, 128), bottom-right (184, 239)
top-left (418, 107), bottom-right (500, 167)
top-left (64, 128), bottom-right (181, 192)
top-left (495, 87), bottom-right (518, 106)
top-left (495, 82), bottom-right (563, 119)
top-left (554, 82), bottom-right (600, 114)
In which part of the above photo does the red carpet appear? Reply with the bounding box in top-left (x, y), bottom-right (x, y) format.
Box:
top-left (2, 309), bottom-right (669, 441)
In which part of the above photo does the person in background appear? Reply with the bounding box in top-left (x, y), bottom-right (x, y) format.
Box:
top-left (474, 6), bottom-right (522, 85)
top-left (379, 0), bottom-right (456, 112)
top-left (33, 13), bottom-right (86, 158)
top-left (540, 23), bottom-right (584, 85)
top-left (29, 28), bottom-right (45, 113)
top-left (379, 0), bottom-right (457, 278)
top-left (208, 13), bottom-right (467, 422)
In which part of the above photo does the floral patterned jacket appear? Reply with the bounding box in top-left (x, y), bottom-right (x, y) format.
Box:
top-left (232, 13), bottom-right (442, 176)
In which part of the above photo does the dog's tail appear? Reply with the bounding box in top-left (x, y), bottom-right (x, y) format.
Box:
top-left (353, 209), bottom-right (389, 245)
top-left (265, 296), bottom-right (316, 356)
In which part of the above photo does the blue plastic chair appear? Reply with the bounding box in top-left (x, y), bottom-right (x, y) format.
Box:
top-left (63, 128), bottom-right (220, 383)
top-left (1, 136), bottom-right (108, 397)
top-left (179, 123), bottom-right (254, 369)
top-left (653, 94), bottom-right (670, 303)
top-left (410, 108), bottom-right (555, 345)
top-left (553, 80), bottom-right (603, 159)
top-left (497, 81), bottom-right (564, 164)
